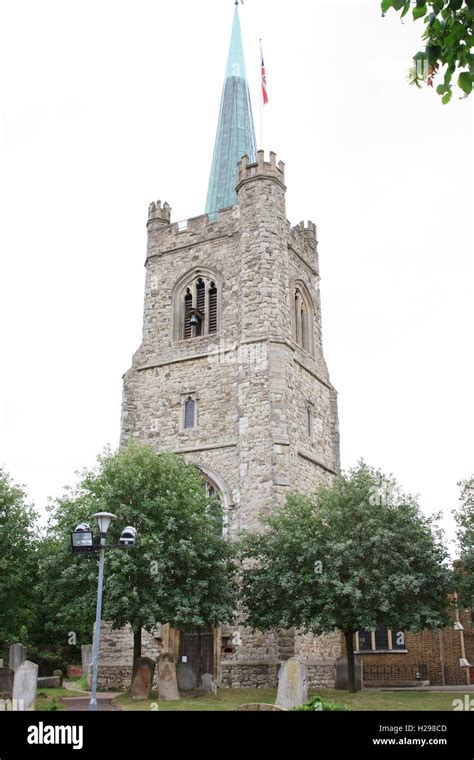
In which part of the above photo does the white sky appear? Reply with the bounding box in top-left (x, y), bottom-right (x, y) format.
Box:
top-left (0, 1), bottom-right (472, 550)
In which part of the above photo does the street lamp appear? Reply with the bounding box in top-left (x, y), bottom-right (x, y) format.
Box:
top-left (89, 512), bottom-right (117, 711)
top-left (70, 513), bottom-right (137, 711)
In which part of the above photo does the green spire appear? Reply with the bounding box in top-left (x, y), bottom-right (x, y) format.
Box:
top-left (206, 4), bottom-right (257, 216)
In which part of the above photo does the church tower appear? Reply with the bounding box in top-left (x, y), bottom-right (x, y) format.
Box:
top-left (119, 3), bottom-right (342, 688)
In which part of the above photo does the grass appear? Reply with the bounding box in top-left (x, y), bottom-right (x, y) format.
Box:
top-left (35, 686), bottom-right (90, 712)
top-left (113, 688), bottom-right (465, 712)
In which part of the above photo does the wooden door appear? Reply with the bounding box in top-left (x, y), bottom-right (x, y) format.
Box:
top-left (179, 629), bottom-right (214, 685)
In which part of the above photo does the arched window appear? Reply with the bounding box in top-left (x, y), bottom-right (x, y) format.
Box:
top-left (180, 276), bottom-right (219, 340)
top-left (198, 466), bottom-right (230, 537)
top-left (293, 284), bottom-right (314, 355)
top-left (184, 397), bottom-right (195, 429)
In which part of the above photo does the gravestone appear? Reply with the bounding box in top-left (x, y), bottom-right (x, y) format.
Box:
top-left (0, 668), bottom-right (14, 699)
top-left (81, 645), bottom-right (93, 675)
top-left (275, 658), bottom-right (308, 710)
top-left (158, 655), bottom-right (180, 701)
top-left (12, 661), bottom-right (38, 711)
top-left (53, 669), bottom-right (64, 686)
top-left (199, 673), bottom-right (217, 696)
top-left (177, 662), bottom-right (198, 691)
top-left (37, 676), bottom-right (61, 689)
top-left (335, 655), bottom-right (363, 691)
top-left (130, 657), bottom-right (155, 700)
top-left (8, 644), bottom-right (26, 671)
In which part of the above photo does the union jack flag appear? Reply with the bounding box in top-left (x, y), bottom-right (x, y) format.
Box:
top-left (261, 45), bottom-right (269, 105)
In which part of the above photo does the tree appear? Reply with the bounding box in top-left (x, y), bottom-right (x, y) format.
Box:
top-left (239, 461), bottom-right (452, 691)
top-left (0, 467), bottom-right (39, 649)
top-left (454, 475), bottom-right (474, 607)
top-left (381, 1), bottom-right (474, 101)
top-left (39, 442), bottom-right (236, 673)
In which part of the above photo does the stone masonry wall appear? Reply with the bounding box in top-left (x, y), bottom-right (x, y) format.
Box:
top-left (117, 152), bottom-right (342, 684)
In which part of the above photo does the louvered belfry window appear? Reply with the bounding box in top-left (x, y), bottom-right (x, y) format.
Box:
top-left (209, 283), bottom-right (218, 334)
top-left (182, 276), bottom-right (219, 339)
top-left (184, 290), bottom-right (193, 339)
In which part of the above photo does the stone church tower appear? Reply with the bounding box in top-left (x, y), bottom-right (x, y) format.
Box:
top-left (102, 4), bottom-right (342, 690)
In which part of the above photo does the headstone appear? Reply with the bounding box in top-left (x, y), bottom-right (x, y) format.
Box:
top-left (158, 655), bottom-right (180, 701)
top-left (236, 703), bottom-right (289, 712)
top-left (68, 664), bottom-right (82, 678)
top-left (335, 655), bottom-right (363, 691)
top-left (8, 644), bottom-right (26, 671)
top-left (130, 657), bottom-right (155, 700)
top-left (53, 669), bottom-right (63, 686)
top-left (176, 662), bottom-right (198, 691)
top-left (275, 658), bottom-right (308, 709)
top-left (0, 668), bottom-right (14, 699)
top-left (81, 645), bottom-right (93, 674)
top-left (199, 673), bottom-right (217, 696)
top-left (12, 661), bottom-right (38, 711)
top-left (37, 676), bottom-right (62, 689)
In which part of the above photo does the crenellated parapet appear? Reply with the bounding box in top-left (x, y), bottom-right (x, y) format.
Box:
top-left (147, 200), bottom-right (172, 227)
top-left (236, 150), bottom-right (286, 190)
top-left (146, 205), bottom-right (239, 260)
top-left (292, 220), bottom-right (318, 251)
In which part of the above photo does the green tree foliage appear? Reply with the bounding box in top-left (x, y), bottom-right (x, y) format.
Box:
top-left (239, 462), bottom-right (452, 691)
top-left (38, 443), bottom-right (236, 666)
top-left (381, 0), bottom-right (474, 101)
top-left (0, 468), bottom-right (39, 648)
top-left (454, 475), bottom-right (474, 607)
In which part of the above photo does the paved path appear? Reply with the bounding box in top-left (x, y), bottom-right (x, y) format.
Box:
top-left (367, 685), bottom-right (474, 692)
top-left (62, 697), bottom-right (121, 711)
top-left (62, 681), bottom-right (122, 711)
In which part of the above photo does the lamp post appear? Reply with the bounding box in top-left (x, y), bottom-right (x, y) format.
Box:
top-left (89, 512), bottom-right (117, 711)
top-left (71, 513), bottom-right (137, 711)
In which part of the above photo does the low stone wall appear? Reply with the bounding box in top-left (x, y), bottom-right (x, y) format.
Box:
top-left (220, 661), bottom-right (280, 689)
top-left (219, 659), bottom-right (336, 690)
top-left (306, 662), bottom-right (336, 689)
top-left (97, 666), bottom-right (134, 692)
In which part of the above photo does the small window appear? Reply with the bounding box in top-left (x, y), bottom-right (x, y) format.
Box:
top-left (356, 626), bottom-right (406, 653)
top-left (184, 397), bottom-right (195, 429)
top-left (358, 629), bottom-right (372, 652)
top-left (392, 630), bottom-right (406, 651)
top-left (293, 285), bottom-right (314, 355)
top-left (374, 626), bottom-right (389, 651)
top-left (306, 405), bottom-right (313, 437)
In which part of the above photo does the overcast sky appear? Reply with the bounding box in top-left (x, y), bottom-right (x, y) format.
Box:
top-left (1, 0), bottom-right (472, 549)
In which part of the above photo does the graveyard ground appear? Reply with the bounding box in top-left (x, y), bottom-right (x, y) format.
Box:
top-left (112, 688), bottom-right (464, 712)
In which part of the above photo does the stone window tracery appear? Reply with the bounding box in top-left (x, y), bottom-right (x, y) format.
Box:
top-left (293, 284), bottom-right (314, 355)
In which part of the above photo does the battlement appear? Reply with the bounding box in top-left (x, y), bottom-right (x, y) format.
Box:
top-left (237, 150), bottom-right (286, 187)
top-left (146, 205), bottom-right (239, 258)
top-left (292, 220), bottom-right (318, 250)
top-left (148, 200), bottom-right (172, 225)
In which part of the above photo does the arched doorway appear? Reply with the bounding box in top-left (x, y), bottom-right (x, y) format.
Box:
top-left (177, 467), bottom-right (230, 686)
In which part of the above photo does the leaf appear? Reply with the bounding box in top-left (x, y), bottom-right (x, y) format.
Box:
top-left (436, 84), bottom-right (449, 94)
top-left (401, 1), bottom-right (411, 17)
top-left (442, 90), bottom-right (453, 104)
top-left (433, 0), bottom-right (444, 11)
top-left (413, 4), bottom-right (428, 20)
top-left (458, 72), bottom-right (473, 94)
top-left (449, 0), bottom-right (463, 10)
top-left (381, 0), bottom-right (393, 13)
